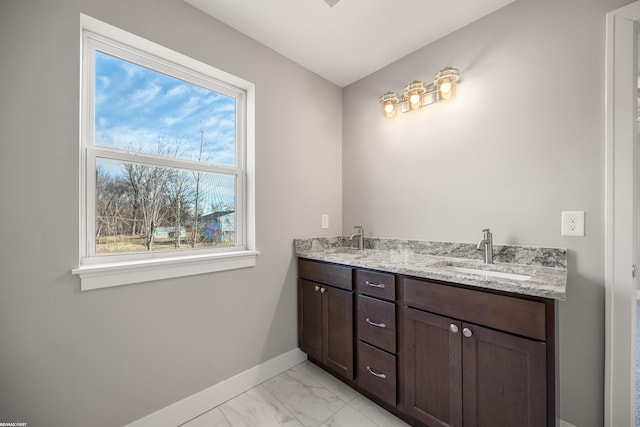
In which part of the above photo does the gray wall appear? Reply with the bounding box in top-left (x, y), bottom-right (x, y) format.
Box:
top-left (0, 1), bottom-right (342, 426)
top-left (342, 0), bottom-right (631, 425)
top-left (2, 0), bottom-right (633, 425)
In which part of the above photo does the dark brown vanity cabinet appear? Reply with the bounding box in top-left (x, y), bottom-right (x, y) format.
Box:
top-left (402, 277), bottom-right (552, 427)
top-left (297, 258), bottom-right (557, 427)
top-left (355, 269), bottom-right (397, 406)
top-left (298, 259), bottom-right (354, 380)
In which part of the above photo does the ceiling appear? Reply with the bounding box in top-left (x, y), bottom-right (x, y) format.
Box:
top-left (184, 0), bottom-right (517, 87)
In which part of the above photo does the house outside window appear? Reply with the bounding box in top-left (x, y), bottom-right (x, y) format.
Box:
top-left (73, 15), bottom-right (257, 290)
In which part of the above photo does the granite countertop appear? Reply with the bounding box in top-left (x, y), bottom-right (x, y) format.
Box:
top-left (294, 237), bottom-right (567, 300)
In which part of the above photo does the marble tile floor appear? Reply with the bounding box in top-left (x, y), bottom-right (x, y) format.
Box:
top-left (180, 360), bottom-right (411, 427)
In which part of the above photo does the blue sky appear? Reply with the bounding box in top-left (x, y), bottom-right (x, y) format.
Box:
top-left (94, 51), bottom-right (237, 213)
top-left (94, 50), bottom-right (236, 167)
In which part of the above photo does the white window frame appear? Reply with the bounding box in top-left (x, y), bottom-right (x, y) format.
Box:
top-left (72, 15), bottom-right (257, 291)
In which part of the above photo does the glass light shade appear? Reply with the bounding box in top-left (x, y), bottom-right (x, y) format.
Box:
top-left (379, 92), bottom-right (400, 118)
top-left (404, 81), bottom-right (426, 110)
top-left (383, 102), bottom-right (396, 118)
top-left (434, 67), bottom-right (460, 101)
top-left (439, 81), bottom-right (452, 97)
top-left (409, 93), bottom-right (421, 109)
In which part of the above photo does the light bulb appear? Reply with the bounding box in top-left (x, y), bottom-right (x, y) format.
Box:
top-left (384, 103), bottom-right (395, 114)
top-left (440, 82), bottom-right (452, 96)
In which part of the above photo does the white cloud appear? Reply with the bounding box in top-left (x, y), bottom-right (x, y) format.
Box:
top-left (163, 95), bottom-right (202, 126)
top-left (98, 75), bottom-right (110, 88)
top-left (121, 61), bottom-right (144, 83)
top-left (167, 84), bottom-right (189, 98)
top-left (130, 83), bottom-right (162, 105)
top-left (95, 125), bottom-right (161, 153)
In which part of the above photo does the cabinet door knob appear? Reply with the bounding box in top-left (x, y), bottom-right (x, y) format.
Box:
top-left (365, 281), bottom-right (385, 289)
top-left (366, 366), bottom-right (387, 379)
top-left (320, 287), bottom-right (326, 293)
top-left (449, 324), bottom-right (459, 333)
top-left (462, 327), bottom-right (473, 338)
top-left (366, 318), bottom-right (386, 328)
top-left (314, 285), bottom-right (320, 292)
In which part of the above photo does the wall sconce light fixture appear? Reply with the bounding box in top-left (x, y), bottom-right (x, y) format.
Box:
top-left (379, 67), bottom-right (460, 118)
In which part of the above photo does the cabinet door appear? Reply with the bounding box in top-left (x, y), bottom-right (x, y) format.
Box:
top-left (298, 279), bottom-right (323, 362)
top-left (462, 323), bottom-right (546, 427)
top-left (402, 307), bottom-right (462, 427)
top-left (323, 285), bottom-right (354, 379)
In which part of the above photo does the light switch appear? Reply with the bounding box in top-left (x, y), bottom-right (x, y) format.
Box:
top-left (322, 214), bottom-right (329, 229)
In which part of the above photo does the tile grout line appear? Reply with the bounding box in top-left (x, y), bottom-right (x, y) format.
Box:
top-left (346, 400), bottom-right (384, 427)
top-left (297, 363), bottom-right (371, 427)
top-left (218, 406), bottom-right (233, 427)
top-left (259, 379), bottom-right (309, 427)
top-left (268, 362), bottom-right (348, 427)
top-left (293, 362), bottom-right (391, 427)
top-left (217, 360), bottom-right (312, 426)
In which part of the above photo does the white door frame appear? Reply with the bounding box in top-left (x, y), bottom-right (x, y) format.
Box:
top-left (605, 3), bottom-right (639, 426)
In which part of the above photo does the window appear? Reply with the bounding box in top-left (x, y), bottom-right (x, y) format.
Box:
top-left (73, 15), bottom-right (256, 290)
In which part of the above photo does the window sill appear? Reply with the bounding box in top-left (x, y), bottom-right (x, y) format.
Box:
top-left (72, 250), bottom-right (259, 291)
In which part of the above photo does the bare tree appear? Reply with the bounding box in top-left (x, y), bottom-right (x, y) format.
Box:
top-left (167, 169), bottom-right (190, 249)
top-left (145, 165), bottom-right (170, 249)
top-left (95, 165), bottom-right (130, 252)
top-left (125, 164), bottom-right (144, 236)
top-left (190, 128), bottom-right (207, 248)
top-left (122, 140), bottom-right (174, 251)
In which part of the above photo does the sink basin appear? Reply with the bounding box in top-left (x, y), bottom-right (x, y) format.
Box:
top-left (432, 261), bottom-right (532, 281)
top-left (324, 248), bottom-right (363, 259)
top-left (442, 266), bottom-right (531, 281)
top-left (331, 253), bottom-right (362, 260)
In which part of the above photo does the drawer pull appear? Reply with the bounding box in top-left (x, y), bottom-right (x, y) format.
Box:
top-left (463, 327), bottom-right (473, 338)
top-left (449, 324), bottom-right (459, 333)
top-left (366, 280), bottom-right (385, 289)
top-left (320, 287), bottom-right (326, 294)
top-left (366, 318), bottom-right (386, 328)
top-left (366, 366), bottom-right (387, 379)
top-left (314, 285), bottom-right (320, 292)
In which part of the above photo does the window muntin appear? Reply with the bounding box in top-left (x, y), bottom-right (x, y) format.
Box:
top-left (82, 29), bottom-right (246, 264)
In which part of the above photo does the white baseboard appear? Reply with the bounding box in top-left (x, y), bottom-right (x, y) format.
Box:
top-left (560, 420), bottom-right (578, 427)
top-left (124, 348), bottom-right (307, 427)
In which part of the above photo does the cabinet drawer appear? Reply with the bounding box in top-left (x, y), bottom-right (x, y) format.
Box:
top-left (357, 341), bottom-right (396, 406)
top-left (356, 269), bottom-right (395, 300)
top-left (402, 277), bottom-right (546, 341)
top-left (358, 295), bottom-right (396, 353)
top-left (299, 259), bottom-right (352, 291)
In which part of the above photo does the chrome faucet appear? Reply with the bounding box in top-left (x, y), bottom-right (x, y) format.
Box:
top-left (477, 228), bottom-right (494, 264)
top-left (350, 226), bottom-right (364, 250)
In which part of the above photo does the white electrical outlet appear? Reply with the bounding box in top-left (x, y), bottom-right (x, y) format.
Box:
top-left (561, 211), bottom-right (585, 237)
top-left (321, 214), bottom-right (329, 229)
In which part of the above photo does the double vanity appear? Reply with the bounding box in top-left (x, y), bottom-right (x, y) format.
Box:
top-left (295, 235), bottom-right (566, 427)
